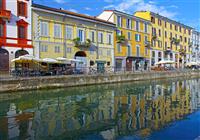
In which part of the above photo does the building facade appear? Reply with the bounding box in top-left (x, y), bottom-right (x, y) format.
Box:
top-left (0, 0), bottom-right (33, 71)
top-left (191, 30), bottom-right (200, 62)
top-left (32, 4), bottom-right (115, 69)
top-left (97, 10), bottom-right (151, 71)
top-left (135, 11), bottom-right (193, 68)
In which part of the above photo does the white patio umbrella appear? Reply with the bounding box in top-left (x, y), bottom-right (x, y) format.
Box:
top-left (186, 62), bottom-right (199, 66)
top-left (69, 59), bottom-right (83, 63)
top-left (11, 55), bottom-right (41, 62)
top-left (56, 57), bottom-right (71, 64)
top-left (42, 58), bottom-right (58, 63)
top-left (155, 60), bottom-right (175, 65)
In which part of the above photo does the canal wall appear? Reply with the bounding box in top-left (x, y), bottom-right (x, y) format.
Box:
top-left (0, 71), bottom-right (200, 93)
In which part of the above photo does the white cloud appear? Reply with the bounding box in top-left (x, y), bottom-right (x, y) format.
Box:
top-left (85, 7), bottom-right (92, 10)
top-left (135, 2), bottom-right (177, 18)
top-left (68, 9), bottom-right (78, 13)
top-left (169, 5), bottom-right (178, 9)
top-left (104, 4), bottom-right (115, 9)
top-left (104, 0), bottom-right (177, 19)
top-left (54, 0), bottom-right (65, 4)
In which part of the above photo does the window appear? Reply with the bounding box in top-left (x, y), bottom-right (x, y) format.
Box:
top-left (185, 37), bottom-right (187, 43)
top-left (126, 18), bottom-right (132, 29)
top-left (180, 36), bottom-right (182, 42)
top-left (158, 19), bottom-right (162, 26)
top-left (117, 44), bottom-right (121, 53)
top-left (0, 0), bottom-right (4, 9)
top-left (66, 47), bottom-right (72, 53)
top-left (90, 50), bottom-right (95, 55)
top-left (17, 1), bottom-right (27, 17)
top-left (145, 48), bottom-right (148, 55)
top-left (170, 32), bottom-right (172, 38)
top-left (165, 22), bottom-right (167, 28)
top-left (90, 47), bottom-right (95, 55)
top-left (40, 45), bottom-right (48, 52)
top-left (165, 31), bottom-right (167, 38)
top-left (152, 40), bottom-right (156, 47)
top-left (98, 32), bottom-right (103, 43)
top-left (136, 45), bottom-right (140, 57)
top-left (152, 27), bottom-right (156, 36)
top-left (107, 33), bottom-right (112, 45)
top-left (54, 24), bottom-right (61, 38)
top-left (107, 50), bottom-right (111, 56)
top-left (0, 22), bottom-right (5, 37)
top-left (151, 16), bottom-right (155, 23)
top-left (18, 26), bottom-right (26, 39)
top-left (179, 26), bottom-right (182, 32)
top-left (165, 42), bottom-right (167, 49)
top-left (90, 31), bottom-right (95, 42)
top-left (175, 25), bottom-right (178, 31)
top-left (144, 23), bottom-right (148, 33)
top-left (66, 26), bottom-right (73, 39)
top-left (117, 16), bottom-right (122, 27)
top-left (188, 30), bottom-right (191, 35)
top-left (116, 30), bottom-right (122, 36)
top-left (78, 29), bottom-right (85, 42)
top-left (184, 29), bottom-right (186, 34)
top-left (54, 46), bottom-right (60, 53)
top-left (152, 51), bottom-right (155, 57)
top-left (159, 29), bottom-right (161, 37)
top-left (127, 45), bottom-right (131, 56)
top-left (135, 34), bottom-right (141, 42)
top-left (158, 40), bottom-right (162, 48)
top-left (99, 49), bottom-right (103, 55)
top-left (136, 21), bottom-right (140, 31)
top-left (144, 36), bottom-right (148, 44)
top-left (128, 32), bottom-right (131, 40)
top-left (41, 22), bottom-right (49, 36)
top-left (170, 24), bottom-right (172, 30)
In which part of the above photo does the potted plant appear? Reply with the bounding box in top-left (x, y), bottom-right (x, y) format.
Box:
top-left (116, 35), bottom-right (126, 44)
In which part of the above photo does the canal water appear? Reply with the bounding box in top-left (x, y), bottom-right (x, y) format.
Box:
top-left (0, 78), bottom-right (200, 140)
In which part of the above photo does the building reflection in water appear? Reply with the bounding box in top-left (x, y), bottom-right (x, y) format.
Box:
top-left (0, 79), bottom-right (200, 139)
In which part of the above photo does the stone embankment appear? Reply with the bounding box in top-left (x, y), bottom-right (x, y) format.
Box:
top-left (0, 71), bottom-right (200, 93)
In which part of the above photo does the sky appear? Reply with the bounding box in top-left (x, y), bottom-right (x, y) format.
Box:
top-left (33, 0), bottom-right (200, 31)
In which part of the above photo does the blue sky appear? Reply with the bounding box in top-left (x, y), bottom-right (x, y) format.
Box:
top-left (33, 0), bottom-right (200, 31)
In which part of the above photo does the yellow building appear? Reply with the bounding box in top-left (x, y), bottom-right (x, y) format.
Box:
top-left (97, 10), bottom-right (151, 71)
top-left (134, 11), bottom-right (193, 68)
top-left (32, 4), bottom-right (116, 69)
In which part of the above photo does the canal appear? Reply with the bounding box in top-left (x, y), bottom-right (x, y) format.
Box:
top-left (0, 78), bottom-right (200, 140)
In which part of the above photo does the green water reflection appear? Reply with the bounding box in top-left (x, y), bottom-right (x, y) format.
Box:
top-left (0, 78), bottom-right (200, 140)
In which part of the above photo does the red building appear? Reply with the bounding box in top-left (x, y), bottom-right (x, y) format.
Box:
top-left (0, 0), bottom-right (33, 71)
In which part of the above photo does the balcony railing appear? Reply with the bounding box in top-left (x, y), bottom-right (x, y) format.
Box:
top-left (0, 37), bottom-right (32, 48)
top-left (0, 9), bottom-right (11, 20)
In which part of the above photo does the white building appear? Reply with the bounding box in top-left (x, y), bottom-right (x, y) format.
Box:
top-left (0, 0), bottom-right (33, 71)
top-left (191, 30), bottom-right (200, 62)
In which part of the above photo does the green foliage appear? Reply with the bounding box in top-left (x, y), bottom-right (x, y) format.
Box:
top-left (73, 38), bottom-right (91, 47)
top-left (116, 35), bottom-right (126, 44)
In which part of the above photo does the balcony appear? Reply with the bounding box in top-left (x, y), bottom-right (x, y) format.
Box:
top-left (164, 47), bottom-right (172, 53)
top-left (144, 41), bottom-right (151, 48)
top-left (73, 38), bottom-right (92, 48)
top-left (0, 9), bottom-right (11, 20)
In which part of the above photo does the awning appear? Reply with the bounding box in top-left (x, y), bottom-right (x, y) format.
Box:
top-left (155, 60), bottom-right (175, 65)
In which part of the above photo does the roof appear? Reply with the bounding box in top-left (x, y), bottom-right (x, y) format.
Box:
top-left (32, 3), bottom-right (116, 27)
top-left (135, 11), bottom-right (193, 29)
top-left (104, 9), bottom-right (151, 23)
